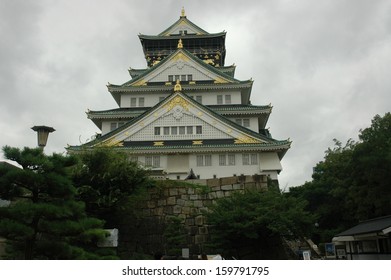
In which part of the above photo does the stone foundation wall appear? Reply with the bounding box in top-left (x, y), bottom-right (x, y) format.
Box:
top-left (118, 175), bottom-right (269, 258)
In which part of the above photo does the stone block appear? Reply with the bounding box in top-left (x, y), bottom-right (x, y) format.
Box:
top-left (190, 208), bottom-right (200, 215)
top-left (173, 205), bottom-right (182, 214)
top-left (220, 177), bottom-right (237, 185)
top-left (232, 183), bottom-right (242, 190)
top-left (155, 207), bottom-right (164, 216)
top-left (185, 218), bottom-right (195, 226)
top-left (189, 226), bottom-right (198, 235)
top-left (198, 226), bottom-right (208, 235)
top-left (187, 188), bottom-right (195, 195)
top-left (147, 201), bottom-right (156, 208)
top-left (177, 199), bottom-right (185, 206)
top-left (157, 199), bottom-right (166, 206)
top-left (184, 200), bottom-right (194, 207)
top-left (194, 234), bottom-right (206, 244)
top-left (178, 187), bottom-right (187, 195)
top-left (211, 186), bottom-right (221, 191)
top-left (195, 215), bottom-right (204, 226)
top-left (216, 191), bottom-right (224, 198)
top-left (167, 196), bottom-right (176, 205)
top-left (206, 178), bottom-right (220, 187)
top-left (182, 206), bottom-right (191, 215)
top-left (208, 192), bottom-right (216, 199)
top-left (221, 185), bottom-right (233, 191)
top-left (189, 194), bottom-right (199, 200)
top-left (193, 200), bottom-right (203, 208)
top-left (164, 206), bottom-right (173, 214)
top-left (169, 188), bottom-right (178, 196)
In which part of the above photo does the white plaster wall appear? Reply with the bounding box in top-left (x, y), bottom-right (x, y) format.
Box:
top-left (227, 116), bottom-right (259, 133)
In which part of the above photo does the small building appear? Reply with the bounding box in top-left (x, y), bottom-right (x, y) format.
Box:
top-left (332, 215), bottom-right (391, 260)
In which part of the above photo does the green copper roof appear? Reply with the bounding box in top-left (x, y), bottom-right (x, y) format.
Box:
top-left (157, 15), bottom-right (209, 36)
top-left (108, 48), bottom-right (244, 89)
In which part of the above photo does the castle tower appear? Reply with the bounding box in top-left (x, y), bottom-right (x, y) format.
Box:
top-left (68, 9), bottom-right (291, 183)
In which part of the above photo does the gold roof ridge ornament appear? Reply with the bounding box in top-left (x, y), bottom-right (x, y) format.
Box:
top-left (177, 38), bottom-right (183, 49)
top-left (174, 80), bottom-right (182, 92)
top-left (181, 7), bottom-right (186, 17)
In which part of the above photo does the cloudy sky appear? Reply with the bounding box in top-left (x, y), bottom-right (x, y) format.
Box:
top-left (1, 0), bottom-right (390, 189)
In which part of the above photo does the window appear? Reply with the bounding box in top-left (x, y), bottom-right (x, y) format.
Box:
top-left (219, 154), bottom-right (226, 166)
top-left (171, 127), bottom-right (177, 135)
top-left (154, 127), bottom-right (160, 136)
top-left (179, 126), bottom-right (186, 135)
top-left (251, 154), bottom-right (258, 165)
top-left (130, 98), bottom-right (137, 107)
top-left (196, 155), bottom-right (204, 166)
top-left (163, 127), bottom-right (170, 135)
top-left (217, 95), bottom-right (223, 105)
top-left (153, 156), bottom-right (160, 168)
top-left (175, 75), bottom-right (180, 81)
top-left (138, 97), bottom-right (145, 107)
top-left (168, 75), bottom-right (173, 82)
top-left (130, 156), bottom-right (138, 162)
top-left (243, 119), bottom-right (250, 128)
top-left (197, 155), bottom-right (212, 167)
top-left (110, 123), bottom-right (117, 131)
top-left (187, 74), bottom-right (193, 81)
top-left (195, 96), bottom-right (202, 103)
top-left (228, 154), bottom-right (236, 165)
top-left (187, 126), bottom-right (193, 134)
top-left (235, 119), bottom-right (242, 125)
top-left (242, 153), bottom-right (258, 165)
top-left (225, 94), bottom-right (231, 104)
top-left (145, 156), bottom-right (153, 167)
top-left (181, 75), bottom-right (186, 81)
top-left (196, 126), bottom-right (202, 134)
top-left (242, 154), bottom-right (250, 165)
top-left (204, 155), bottom-right (212, 166)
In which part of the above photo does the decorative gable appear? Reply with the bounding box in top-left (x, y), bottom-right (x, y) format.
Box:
top-left (129, 50), bottom-right (232, 86)
top-left (98, 91), bottom-right (265, 147)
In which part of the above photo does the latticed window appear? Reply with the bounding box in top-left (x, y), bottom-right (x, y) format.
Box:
top-left (242, 154), bottom-right (250, 165)
top-left (196, 126), bottom-right (202, 134)
top-left (196, 155), bottom-right (204, 166)
top-left (131, 98), bottom-right (137, 107)
top-left (251, 154), bottom-right (258, 165)
top-left (163, 127), bottom-right (170, 135)
top-left (187, 126), bottom-right (193, 134)
top-left (179, 126), bottom-right (186, 135)
top-left (225, 94), bottom-right (231, 104)
top-left (243, 119), bottom-right (250, 127)
top-left (154, 127), bottom-right (160, 135)
top-left (219, 154), bottom-right (226, 166)
top-left (217, 95), bottom-right (223, 105)
top-left (110, 123), bottom-right (117, 131)
top-left (228, 154), bottom-right (236, 165)
top-left (171, 127), bottom-right (177, 135)
top-left (138, 97), bottom-right (145, 107)
top-left (145, 156), bottom-right (153, 166)
top-left (204, 155), bottom-right (212, 166)
top-left (153, 156), bottom-right (160, 168)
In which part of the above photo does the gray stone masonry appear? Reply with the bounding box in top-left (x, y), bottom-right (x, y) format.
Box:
top-left (119, 175), bottom-right (269, 257)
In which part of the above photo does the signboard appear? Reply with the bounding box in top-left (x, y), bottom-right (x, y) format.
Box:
top-left (325, 243), bottom-right (336, 258)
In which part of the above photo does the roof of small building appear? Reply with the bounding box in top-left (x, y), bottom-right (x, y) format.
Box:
top-left (335, 215), bottom-right (391, 237)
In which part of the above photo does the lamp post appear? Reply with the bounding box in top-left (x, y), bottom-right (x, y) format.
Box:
top-left (31, 125), bottom-right (55, 148)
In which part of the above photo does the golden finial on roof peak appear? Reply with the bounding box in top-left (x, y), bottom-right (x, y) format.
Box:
top-left (174, 80), bottom-right (182, 92)
top-left (181, 7), bottom-right (186, 17)
top-left (177, 38), bottom-right (183, 49)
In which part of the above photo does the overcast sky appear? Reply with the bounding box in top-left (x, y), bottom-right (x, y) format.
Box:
top-left (1, 0), bottom-right (390, 189)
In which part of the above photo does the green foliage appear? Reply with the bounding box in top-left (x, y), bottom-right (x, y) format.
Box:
top-left (290, 112), bottom-right (391, 243)
top-left (0, 146), bottom-right (113, 259)
top-left (163, 216), bottom-right (187, 256)
top-left (72, 147), bottom-right (154, 226)
top-left (205, 189), bottom-right (315, 259)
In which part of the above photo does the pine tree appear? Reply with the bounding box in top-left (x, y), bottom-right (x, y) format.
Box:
top-left (0, 146), bottom-right (113, 259)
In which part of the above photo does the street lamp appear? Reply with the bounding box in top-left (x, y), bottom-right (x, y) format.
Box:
top-left (31, 125), bottom-right (55, 148)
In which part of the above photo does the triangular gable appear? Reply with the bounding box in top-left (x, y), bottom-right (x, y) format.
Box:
top-left (158, 16), bottom-right (209, 36)
top-left (125, 48), bottom-right (238, 87)
top-left (97, 91), bottom-right (270, 148)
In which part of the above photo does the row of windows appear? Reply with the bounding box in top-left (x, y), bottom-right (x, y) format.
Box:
top-left (110, 122), bottom-right (125, 131)
top-left (130, 97), bottom-right (145, 107)
top-left (130, 154), bottom-right (258, 168)
top-left (154, 126), bottom-right (202, 136)
top-left (235, 118), bottom-right (250, 128)
top-left (168, 74), bottom-right (193, 82)
top-left (217, 95), bottom-right (231, 105)
top-left (196, 154), bottom-right (258, 167)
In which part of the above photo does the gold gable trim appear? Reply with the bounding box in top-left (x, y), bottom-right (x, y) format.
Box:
top-left (192, 140), bottom-right (203, 145)
top-left (131, 79), bottom-right (147, 86)
top-left (165, 95), bottom-right (190, 111)
top-left (154, 141), bottom-right (164, 146)
top-left (234, 135), bottom-right (261, 144)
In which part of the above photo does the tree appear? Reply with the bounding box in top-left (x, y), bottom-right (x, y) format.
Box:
top-left (0, 146), bottom-right (111, 259)
top-left (205, 189), bottom-right (315, 259)
top-left (290, 112), bottom-right (391, 243)
top-left (71, 147), bottom-right (154, 227)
